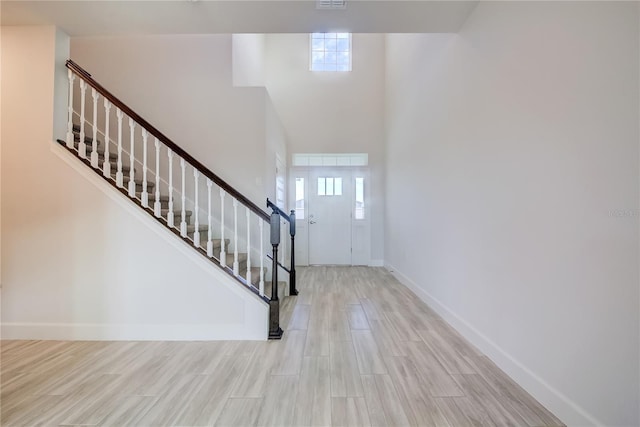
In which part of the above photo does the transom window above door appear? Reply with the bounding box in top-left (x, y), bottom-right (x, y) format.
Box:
top-left (292, 153), bottom-right (368, 167)
top-left (317, 177), bottom-right (343, 196)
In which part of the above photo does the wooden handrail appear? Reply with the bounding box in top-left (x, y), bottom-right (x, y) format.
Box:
top-left (66, 60), bottom-right (270, 222)
top-left (266, 199), bottom-right (291, 223)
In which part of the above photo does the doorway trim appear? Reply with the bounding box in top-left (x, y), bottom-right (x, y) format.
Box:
top-left (289, 165), bottom-right (371, 266)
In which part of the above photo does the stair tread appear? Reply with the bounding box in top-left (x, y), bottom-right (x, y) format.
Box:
top-left (144, 194), bottom-right (170, 202)
top-left (197, 237), bottom-right (228, 244)
top-left (196, 237), bottom-right (227, 244)
top-left (111, 164), bottom-right (134, 173)
top-left (76, 144), bottom-right (114, 159)
top-left (186, 224), bottom-right (208, 233)
top-left (73, 134), bottom-right (101, 144)
top-left (244, 266), bottom-right (268, 282)
top-left (60, 139), bottom-right (120, 163)
top-left (224, 252), bottom-right (248, 264)
top-left (110, 172), bottom-right (155, 189)
top-left (161, 208), bottom-right (192, 215)
top-left (96, 153), bottom-right (118, 161)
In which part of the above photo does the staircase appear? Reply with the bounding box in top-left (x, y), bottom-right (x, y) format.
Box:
top-left (59, 60), bottom-right (297, 339)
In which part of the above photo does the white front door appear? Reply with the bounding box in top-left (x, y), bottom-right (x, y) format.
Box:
top-left (308, 168), bottom-right (352, 265)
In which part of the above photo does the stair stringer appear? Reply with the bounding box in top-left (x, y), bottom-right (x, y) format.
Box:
top-left (32, 141), bottom-right (270, 341)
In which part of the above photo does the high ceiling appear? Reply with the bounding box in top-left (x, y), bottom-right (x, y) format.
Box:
top-left (1, 1), bottom-right (478, 35)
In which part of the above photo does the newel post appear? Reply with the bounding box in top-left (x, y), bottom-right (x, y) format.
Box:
top-left (289, 209), bottom-right (298, 296)
top-left (268, 211), bottom-right (284, 340)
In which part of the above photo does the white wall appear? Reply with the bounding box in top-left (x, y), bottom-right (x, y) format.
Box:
top-left (265, 95), bottom-right (287, 204)
top-left (232, 34), bottom-right (265, 87)
top-left (230, 33), bottom-right (288, 272)
top-left (385, 3), bottom-right (639, 426)
top-left (1, 26), bottom-right (268, 340)
top-left (230, 33), bottom-right (287, 204)
top-left (0, 26), bottom-right (3, 289)
top-left (265, 33), bottom-right (386, 264)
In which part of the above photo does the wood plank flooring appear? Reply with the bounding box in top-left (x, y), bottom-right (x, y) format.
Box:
top-left (1, 266), bottom-right (565, 426)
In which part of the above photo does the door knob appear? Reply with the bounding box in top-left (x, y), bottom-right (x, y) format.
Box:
top-left (310, 220), bottom-right (317, 224)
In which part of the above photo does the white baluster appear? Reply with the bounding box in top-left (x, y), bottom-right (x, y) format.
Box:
top-left (154, 138), bottom-right (162, 217)
top-left (167, 149), bottom-right (175, 227)
top-left (141, 129), bottom-right (149, 207)
top-left (206, 180), bottom-right (213, 257)
top-left (128, 118), bottom-right (136, 197)
top-left (102, 100), bottom-right (112, 178)
top-left (193, 170), bottom-right (200, 247)
top-left (233, 199), bottom-right (239, 276)
top-left (116, 108), bottom-right (124, 187)
top-left (219, 189), bottom-right (226, 267)
top-left (90, 88), bottom-right (99, 168)
top-left (66, 71), bottom-right (75, 149)
top-left (246, 208), bottom-right (252, 285)
top-left (79, 81), bottom-right (87, 159)
top-left (180, 158), bottom-right (187, 237)
top-left (259, 219), bottom-right (265, 296)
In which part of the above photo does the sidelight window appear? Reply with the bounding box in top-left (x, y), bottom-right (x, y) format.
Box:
top-left (295, 178), bottom-right (305, 219)
top-left (355, 177), bottom-right (364, 219)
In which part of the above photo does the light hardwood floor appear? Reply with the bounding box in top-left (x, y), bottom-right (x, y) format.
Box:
top-left (1, 266), bottom-right (565, 426)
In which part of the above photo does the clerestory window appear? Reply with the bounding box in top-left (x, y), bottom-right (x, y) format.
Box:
top-left (310, 33), bottom-right (352, 72)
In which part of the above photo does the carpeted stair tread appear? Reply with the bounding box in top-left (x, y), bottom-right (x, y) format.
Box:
top-left (132, 195), bottom-right (171, 211)
top-left (187, 226), bottom-right (233, 240)
top-left (59, 139), bottom-right (119, 163)
top-left (96, 152), bottom-right (119, 162)
top-left (109, 171), bottom-right (155, 190)
top-left (75, 144), bottom-right (114, 160)
top-left (225, 252), bottom-right (247, 265)
top-left (161, 209), bottom-right (193, 218)
top-left (109, 164), bottom-right (134, 174)
top-left (211, 238), bottom-right (229, 247)
top-left (186, 224), bottom-right (209, 233)
top-left (60, 139), bottom-right (129, 170)
top-left (73, 136), bottom-right (101, 146)
top-left (224, 252), bottom-right (248, 266)
top-left (196, 237), bottom-right (229, 247)
top-left (244, 266), bottom-right (268, 284)
top-left (141, 193), bottom-right (170, 203)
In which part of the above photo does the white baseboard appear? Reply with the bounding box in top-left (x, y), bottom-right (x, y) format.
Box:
top-left (385, 263), bottom-right (602, 427)
top-left (2, 322), bottom-right (266, 341)
top-left (368, 259), bottom-right (385, 267)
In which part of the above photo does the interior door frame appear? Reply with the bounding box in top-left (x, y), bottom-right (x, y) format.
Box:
top-left (289, 166), bottom-right (371, 266)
